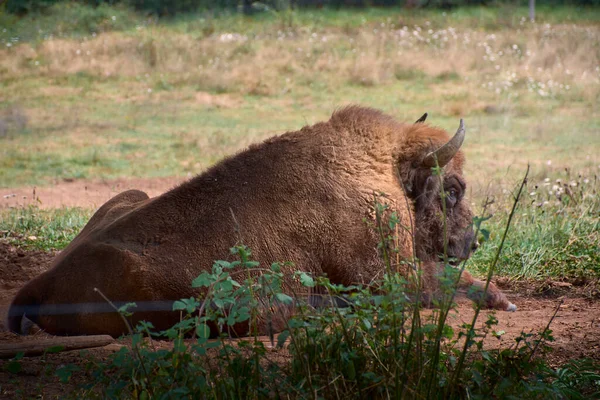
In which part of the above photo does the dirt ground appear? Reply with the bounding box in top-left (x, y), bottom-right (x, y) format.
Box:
top-left (1, 178), bottom-right (600, 398)
top-left (1, 177), bottom-right (186, 210)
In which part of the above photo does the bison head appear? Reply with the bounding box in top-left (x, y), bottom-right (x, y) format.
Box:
top-left (399, 117), bottom-right (476, 265)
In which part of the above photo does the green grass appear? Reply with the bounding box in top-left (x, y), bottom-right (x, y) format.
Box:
top-left (0, 206), bottom-right (93, 251)
top-left (471, 172), bottom-right (600, 280)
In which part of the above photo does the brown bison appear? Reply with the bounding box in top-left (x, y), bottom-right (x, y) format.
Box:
top-left (8, 106), bottom-right (516, 337)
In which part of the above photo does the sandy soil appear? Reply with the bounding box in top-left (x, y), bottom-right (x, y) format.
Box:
top-left (1, 177), bottom-right (186, 210)
top-left (0, 178), bottom-right (599, 398)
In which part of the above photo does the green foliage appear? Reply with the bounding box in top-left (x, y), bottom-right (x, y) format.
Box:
top-left (5, 0), bottom-right (600, 17)
top-left (64, 270), bottom-right (597, 397)
top-left (126, 0), bottom-right (238, 16)
top-left (2, 2), bottom-right (140, 40)
top-left (4, 352), bottom-right (24, 374)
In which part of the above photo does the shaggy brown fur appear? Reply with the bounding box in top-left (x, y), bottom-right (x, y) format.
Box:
top-left (8, 106), bottom-right (515, 337)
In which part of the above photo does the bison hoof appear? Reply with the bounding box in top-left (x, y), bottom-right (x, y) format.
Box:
top-left (506, 303), bottom-right (517, 312)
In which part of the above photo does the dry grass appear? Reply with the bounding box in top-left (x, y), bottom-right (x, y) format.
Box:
top-left (1, 21), bottom-right (597, 96)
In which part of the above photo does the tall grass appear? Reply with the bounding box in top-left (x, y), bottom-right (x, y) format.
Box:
top-left (471, 171), bottom-right (600, 280)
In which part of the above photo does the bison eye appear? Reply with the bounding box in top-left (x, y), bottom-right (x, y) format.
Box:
top-left (444, 187), bottom-right (459, 208)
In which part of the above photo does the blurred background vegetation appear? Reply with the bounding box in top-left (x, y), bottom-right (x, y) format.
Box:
top-left (4, 0), bottom-right (600, 16)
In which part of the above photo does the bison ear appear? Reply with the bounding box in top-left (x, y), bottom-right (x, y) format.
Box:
top-left (415, 113), bottom-right (428, 124)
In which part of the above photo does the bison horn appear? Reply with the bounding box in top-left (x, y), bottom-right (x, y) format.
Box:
top-left (422, 119), bottom-right (465, 168)
top-left (415, 113), bottom-right (428, 124)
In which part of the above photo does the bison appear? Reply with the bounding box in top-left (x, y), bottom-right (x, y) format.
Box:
top-left (8, 106), bottom-right (516, 338)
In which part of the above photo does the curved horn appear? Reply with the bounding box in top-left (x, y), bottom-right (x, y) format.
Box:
top-left (415, 113), bottom-right (428, 124)
top-left (422, 119), bottom-right (465, 168)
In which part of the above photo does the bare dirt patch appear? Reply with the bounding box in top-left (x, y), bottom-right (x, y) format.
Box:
top-left (194, 91), bottom-right (242, 109)
top-left (0, 242), bottom-right (56, 332)
top-left (1, 177), bottom-right (185, 210)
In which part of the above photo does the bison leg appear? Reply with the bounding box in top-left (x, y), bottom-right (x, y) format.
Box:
top-left (457, 270), bottom-right (517, 311)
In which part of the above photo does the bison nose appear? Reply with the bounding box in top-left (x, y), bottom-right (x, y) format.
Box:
top-left (471, 239), bottom-right (480, 251)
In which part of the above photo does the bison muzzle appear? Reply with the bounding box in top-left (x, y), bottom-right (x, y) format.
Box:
top-left (8, 106), bottom-right (516, 337)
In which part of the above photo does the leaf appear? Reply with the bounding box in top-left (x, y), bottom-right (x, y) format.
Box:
top-left (235, 306), bottom-right (251, 323)
top-left (173, 300), bottom-right (187, 311)
top-left (45, 345), bottom-right (65, 354)
top-left (118, 302), bottom-right (137, 316)
top-left (227, 312), bottom-right (236, 326)
top-left (173, 337), bottom-right (186, 353)
top-left (480, 228), bottom-right (491, 242)
top-left (56, 364), bottom-right (79, 383)
top-left (372, 295), bottom-right (384, 307)
top-left (442, 324), bottom-right (454, 339)
top-left (493, 330), bottom-right (506, 339)
top-left (299, 272), bottom-right (315, 287)
top-left (173, 297), bottom-right (200, 314)
top-left (131, 333), bottom-right (143, 348)
top-left (214, 260), bottom-right (233, 269)
top-left (136, 320), bottom-right (155, 332)
top-left (277, 330), bottom-right (290, 348)
top-left (275, 293), bottom-right (293, 305)
top-left (362, 318), bottom-right (372, 330)
top-left (192, 272), bottom-right (212, 288)
top-left (216, 279), bottom-right (234, 293)
top-left (6, 360), bottom-right (21, 374)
